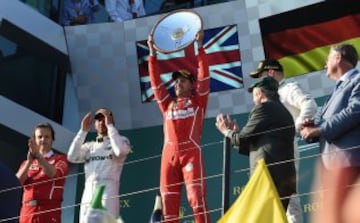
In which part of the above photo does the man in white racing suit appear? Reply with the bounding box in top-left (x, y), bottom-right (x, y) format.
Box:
top-left (67, 108), bottom-right (131, 223)
top-left (250, 59), bottom-right (318, 223)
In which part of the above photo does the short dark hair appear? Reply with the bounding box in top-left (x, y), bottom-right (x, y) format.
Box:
top-left (172, 69), bottom-right (196, 83)
top-left (332, 44), bottom-right (358, 68)
top-left (33, 123), bottom-right (55, 140)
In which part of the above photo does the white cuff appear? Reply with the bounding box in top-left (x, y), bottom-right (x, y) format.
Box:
top-left (223, 129), bottom-right (233, 138)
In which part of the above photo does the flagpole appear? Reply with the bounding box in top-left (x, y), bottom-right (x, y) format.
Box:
top-left (222, 136), bottom-right (231, 215)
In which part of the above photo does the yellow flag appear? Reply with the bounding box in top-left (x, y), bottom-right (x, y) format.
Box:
top-left (217, 159), bottom-right (287, 223)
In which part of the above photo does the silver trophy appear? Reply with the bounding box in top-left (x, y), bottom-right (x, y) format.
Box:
top-left (150, 9), bottom-right (203, 53)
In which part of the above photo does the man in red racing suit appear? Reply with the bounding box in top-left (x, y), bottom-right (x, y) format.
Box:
top-left (147, 31), bottom-right (210, 223)
top-left (16, 123), bottom-right (69, 223)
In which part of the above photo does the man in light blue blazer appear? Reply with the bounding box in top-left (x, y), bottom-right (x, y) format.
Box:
top-left (301, 44), bottom-right (360, 169)
top-left (301, 44), bottom-right (360, 223)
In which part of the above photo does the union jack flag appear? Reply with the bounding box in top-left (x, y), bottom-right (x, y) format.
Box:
top-left (136, 24), bottom-right (243, 103)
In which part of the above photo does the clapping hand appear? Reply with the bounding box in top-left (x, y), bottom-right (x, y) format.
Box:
top-left (215, 113), bottom-right (239, 136)
top-left (27, 138), bottom-right (40, 160)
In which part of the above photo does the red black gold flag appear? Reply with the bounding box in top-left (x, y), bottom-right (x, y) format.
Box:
top-left (260, 0), bottom-right (360, 77)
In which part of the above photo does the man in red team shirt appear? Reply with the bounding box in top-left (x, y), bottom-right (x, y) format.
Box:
top-left (16, 123), bottom-right (69, 223)
top-left (147, 30), bottom-right (210, 223)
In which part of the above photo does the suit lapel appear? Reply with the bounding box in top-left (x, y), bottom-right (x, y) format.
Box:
top-left (321, 80), bottom-right (345, 114)
top-left (321, 71), bottom-right (359, 115)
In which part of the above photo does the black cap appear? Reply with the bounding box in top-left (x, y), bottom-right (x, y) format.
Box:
top-left (172, 69), bottom-right (196, 82)
top-left (250, 59), bottom-right (283, 78)
top-left (248, 77), bottom-right (279, 93)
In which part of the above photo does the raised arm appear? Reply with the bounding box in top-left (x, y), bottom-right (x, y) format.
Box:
top-left (102, 111), bottom-right (131, 157)
top-left (67, 113), bottom-right (92, 163)
top-left (108, 124), bottom-right (131, 157)
top-left (194, 30), bottom-right (210, 107)
top-left (147, 35), bottom-right (172, 113)
top-left (16, 150), bottom-right (34, 185)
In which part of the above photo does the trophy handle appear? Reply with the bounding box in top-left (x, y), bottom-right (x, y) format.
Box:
top-left (150, 9), bottom-right (203, 54)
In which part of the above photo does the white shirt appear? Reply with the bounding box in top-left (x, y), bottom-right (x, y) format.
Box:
top-left (67, 124), bottom-right (131, 182)
top-left (278, 79), bottom-right (318, 131)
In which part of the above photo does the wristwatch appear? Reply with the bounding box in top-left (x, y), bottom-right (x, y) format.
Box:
top-left (32, 153), bottom-right (41, 159)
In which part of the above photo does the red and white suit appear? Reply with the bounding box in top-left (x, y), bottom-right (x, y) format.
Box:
top-left (18, 150), bottom-right (69, 223)
top-left (149, 48), bottom-right (210, 223)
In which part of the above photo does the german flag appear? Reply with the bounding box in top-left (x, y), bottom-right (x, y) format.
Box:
top-left (260, 0), bottom-right (360, 77)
